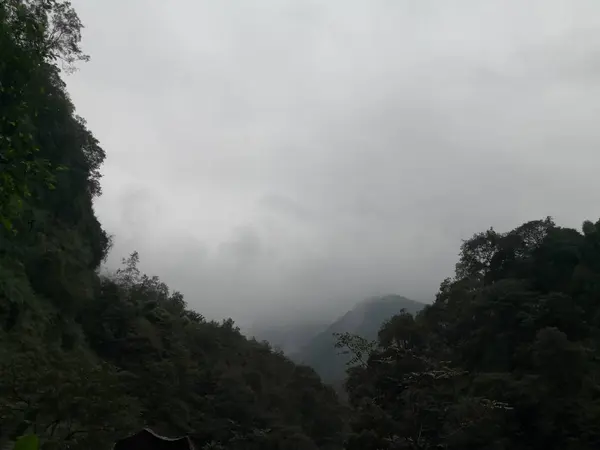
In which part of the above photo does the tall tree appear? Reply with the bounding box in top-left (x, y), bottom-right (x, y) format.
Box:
top-left (343, 217), bottom-right (600, 449)
top-left (1, 2), bottom-right (348, 449)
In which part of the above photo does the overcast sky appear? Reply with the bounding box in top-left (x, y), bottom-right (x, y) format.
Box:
top-left (66, 0), bottom-right (600, 327)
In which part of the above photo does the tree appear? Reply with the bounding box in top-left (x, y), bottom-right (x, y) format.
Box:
top-left (1, 2), bottom-right (348, 448)
top-left (0, 0), bottom-right (90, 233)
top-left (0, 337), bottom-right (141, 449)
top-left (344, 217), bottom-right (600, 449)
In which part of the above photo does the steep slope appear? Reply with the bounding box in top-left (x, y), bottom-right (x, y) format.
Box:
top-left (344, 218), bottom-right (600, 449)
top-left (292, 295), bottom-right (425, 383)
top-left (0, 3), bottom-right (347, 449)
top-left (247, 319), bottom-right (330, 354)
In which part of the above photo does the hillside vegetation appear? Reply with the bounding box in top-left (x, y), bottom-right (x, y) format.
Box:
top-left (4, 2), bottom-right (600, 450)
top-left (292, 295), bottom-right (424, 383)
top-left (0, 2), bottom-right (345, 449)
top-left (341, 217), bottom-right (600, 449)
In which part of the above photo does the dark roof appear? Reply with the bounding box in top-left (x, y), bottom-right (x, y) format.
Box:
top-left (114, 428), bottom-right (195, 450)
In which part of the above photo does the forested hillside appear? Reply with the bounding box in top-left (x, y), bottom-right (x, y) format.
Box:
top-left (0, 2), bottom-right (346, 449)
top-left (4, 2), bottom-right (600, 450)
top-left (293, 295), bottom-right (424, 383)
top-left (340, 217), bottom-right (600, 449)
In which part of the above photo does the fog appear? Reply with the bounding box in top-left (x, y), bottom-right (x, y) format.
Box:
top-left (66, 0), bottom-right (600, 327)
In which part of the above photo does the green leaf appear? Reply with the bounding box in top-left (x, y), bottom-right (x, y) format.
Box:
top-left (14, 435), bottom-right (39, 450)
top-left (1, 216), bottom-right (13, 231)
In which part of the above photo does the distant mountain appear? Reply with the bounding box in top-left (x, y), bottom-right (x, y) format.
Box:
top-left (291, 295), bottom-right (425, 383)
top-left (246, 319), bottom-right (330, 354)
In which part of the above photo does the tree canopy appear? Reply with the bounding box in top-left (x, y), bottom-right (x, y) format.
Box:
top-left (341, 217), bottom-right (600, 449)
top-left (3, 1), bottom-right (600, 450)
top-left (0, 2), bottom-right (346, 449)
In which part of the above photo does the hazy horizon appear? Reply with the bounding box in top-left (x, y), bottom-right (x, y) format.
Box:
top-left (65, 0), bottom-right (600, 328)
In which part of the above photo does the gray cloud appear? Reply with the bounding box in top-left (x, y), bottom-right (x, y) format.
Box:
top-left (68, 0), bottom-right (600, 327)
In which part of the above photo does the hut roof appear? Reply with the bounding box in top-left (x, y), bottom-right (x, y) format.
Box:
top-left (114, 428), bottom-right (195, 450)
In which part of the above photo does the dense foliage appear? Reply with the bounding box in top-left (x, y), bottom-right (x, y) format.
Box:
top-left (293, 296), bottom-right (424, 384)
top-left (341, 217), bottom-right (600, 449)
top-left (0, 2), bottom-right (346, 449)
top-left (4, 2), bottom-right (600, 450)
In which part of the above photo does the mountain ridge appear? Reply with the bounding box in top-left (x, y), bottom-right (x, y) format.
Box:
top-left (290, 294), bottom-right (426, 383)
